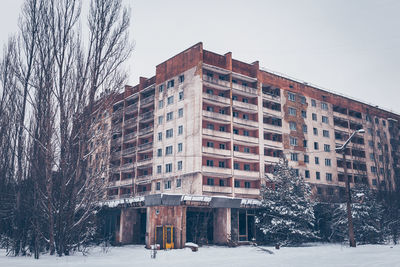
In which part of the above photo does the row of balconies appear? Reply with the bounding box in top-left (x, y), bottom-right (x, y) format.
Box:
top-left (201, 146), bottom-right (259, 160)
top-left (202, 165), bottom-right (259, 178)
top-left (202, 185), bottom-right (260, 195)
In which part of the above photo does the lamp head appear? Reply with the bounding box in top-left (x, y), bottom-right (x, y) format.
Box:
top-left (357, 129), bottom-right (365, 134)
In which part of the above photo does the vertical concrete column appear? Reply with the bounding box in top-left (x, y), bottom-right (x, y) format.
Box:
top-left (213, 208), bottom-right (231, 244)
top-left (119, 208), bottom-right (137, 244)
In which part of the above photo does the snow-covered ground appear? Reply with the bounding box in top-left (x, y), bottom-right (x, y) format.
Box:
top-left (1, 243), bottom-right (399, 267)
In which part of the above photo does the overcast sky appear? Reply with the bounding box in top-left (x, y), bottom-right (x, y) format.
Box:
top-left (1, 0), bottom-right (399, 113)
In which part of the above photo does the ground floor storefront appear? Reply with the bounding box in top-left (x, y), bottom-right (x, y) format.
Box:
top-left (98, 194), bottom-right (260, 248)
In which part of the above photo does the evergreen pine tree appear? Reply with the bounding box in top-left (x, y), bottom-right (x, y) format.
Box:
top-left (330, 184), bottom-right (383, 244)
top-left (256, 158), bottom-right (318, 246)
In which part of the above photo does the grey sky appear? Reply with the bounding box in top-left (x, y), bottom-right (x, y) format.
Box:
top-left (1, 0), bottom-right (399, 112)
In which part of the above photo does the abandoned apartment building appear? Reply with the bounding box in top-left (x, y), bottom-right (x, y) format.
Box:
top-left (88, 42), bottom-right (400, 249)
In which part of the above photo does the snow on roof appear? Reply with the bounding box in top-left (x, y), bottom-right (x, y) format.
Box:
top-left (241, 198), bottom-right (262, 206)
top-left (181, 195), bottom-right (212, 203)
top-left (99, 196), bottom-right (145, 208)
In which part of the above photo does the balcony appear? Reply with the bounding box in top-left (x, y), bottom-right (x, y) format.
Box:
top-left (233, 100), bottom-right (258, 112)
top-left (111, 124), bottom-right (122, 133)
top-left (124, 117), bottom-right (137, 127)
top-left (233, 169), bottom-right (259, 178)
top-left (234, 187), bottom-right (260, 196)
top-left (202, 92), bottom-right (230, 105)
top-left (202, 185), bottom-right (232, 194)
top-left (233, 134), bottom-right (258, 144)
top-left (122, 147), bottom-right (136, 156)
top-left (202, 128), bottom-right (231, 139)
top-left (262, 92), bottom-right (281, 102)
top-left (203, 75), bottom-right (230, 89)
top-left (125, 104), bottom-right (138, 114)
top-left (263, 139), bottom-right (283, 148)
top-left (111, 137), bottom-right (122, 146)
top-left (140, 111), bottom-right (154, 122)
top-left (202, 166), bottom-right (231, 175)
top-left (140, 95), bottom-right (155, 106)
top-left (139, 125), bottom-right (154, 136)
top-left (137, 157), bottom-right (153, 167)
top-left (233, 151), bottom-right (259, 161)
top-left (112, 108), bottom-right (123, 118)
top-left (138, 142), bottom-right (153, 152)
top-left (136, 174), bottom-right (152, 182)
top-left (263, 155), bottom-right (280, 163)
top-left (111, 150), bottom-right (122, 159)
top-left (263, 122), bottom-right (282, 131)
top-left (124, 132), bottom-right (137, 142)
top-left (232, 83), bottom-right (257, 96)
top-left (233, 117), bottom-right (259, 128)
top-left (202, 146), bottom-right (231, 157)
top-left (202, 110), bottom-right (230, 122)
top-left (262, 107), bottom-right (281, 118)
top-left (120, 163), bottom-right (135, 172)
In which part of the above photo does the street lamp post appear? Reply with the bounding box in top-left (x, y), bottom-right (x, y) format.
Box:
top-left (335, 128), bottom-right (365, 248)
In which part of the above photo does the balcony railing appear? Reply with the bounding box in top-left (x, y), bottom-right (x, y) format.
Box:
top-left (233, 100), bottom-right (258, 111)
top-left (137, 174), bottom-right (152, 180)
top-left (124, 117), bottom-right (137, 126)
top-left (202, 146), bottom-right (231, 157)
top-left (120, 162), bottom-right (134, 172)
top-left (140, 95), bottom-right (155, 106)
top-left (202, 92), bottom-right (230, 105)
top-left (137, 157), bottom-right (153, 166)
top-left (202, 185), bottom-right (232, 194)
top-left (138, 142), bottom-right (153, 151)
top-left (203, 75), bottom-right (230, 88)
top-left (140, 111), bottom-right (154, 121)
top-left (234, 187), bottom-right (260, 196)
top-left (233, 117), bottom-right (259, 127)
top-left (202, 165), bottom-right (231, 175)
top-left (112, 108), bottom-right (123, 117)
top-left (111, 137), bottom-right (122, 145)
top-left (202, 110), bottom-right (230, 122)
top-left (125, 104), bottom-right (138, 114)
top-left (233, 151), bottom-right (259, 161)
top-left (233, 169), bottom-right (259, 178)
top-left (232, 83), bottom-right (257, 95)
top-left (202, 128), bottom-right (231, 139)
top-left (139, 125), bottom-right (154, 135)
top-left (124, 132), bottom-right (137, 142)
top-left (122, 147), bottom-right (136, 156)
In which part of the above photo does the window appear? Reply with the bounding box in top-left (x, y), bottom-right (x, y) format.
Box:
top-left (178, 143), bottom-right (183, 152)
top-left (316, 171), bottom-right (320, 180)
top-left (372, 179), bottom-right (377, 186)
top-left (244, 164), bottom-right (251, 171)
top-left (242, 98), bottom-right (249, 103)
top-left (179, 91), bottom-right (184, 100)
top-left (323, 130), bottom-right (330, 137)
top-left (206, 89), bottom-right (213, 95)
top-left (304, 155), bottom-right (309, 163)
top-left (244, 181), bottom-right (251, 188)
top-left (368, 140), bottom-right (374, 148)
top-left (165, 146), bottom-right (173, 155)
top-left (300, 96), bottom-right (306, 104)
top-left (219, 143), bottom-right (225, 149)
top-left (178, 108), bottom-right (183, 118)
top-left (156, 182), bottom-right (161, 190)
top-left (207, 178), bottom-right (214, 186)
top-left (178, 125), bottom-right (183, 135)
top-left (159, 84), bottom-right (164, 93)
top-left (167, 79), bottom-right (174, 88)
top-left (219, 161), bottom-right (225, 168)
top-left (158, 100), bottom-right (164, 108)
top-left (326, 173), bottom-right (332, 181)
top-left (232, 95), bottom-right (238, 101)
top-left (305, 170), bottom-right (310, 178)
top-left (234, 163), bottom-right (240, 169)
top-left (165, 163), bottom-right (172, 173)
top-left (177, 161), bottom-right (182, 170)
top-left (311, 99), bottom-right (316, 107)
top-left (313, 128), bottom-right (318, 136)
top-left (322, 116), bottom-right (329, 124)
top-left (233, 111), bottom-right (239, 117)
top-left (165, 180), bottom-right (171, 189)
top-left (303, 140), bottom-right (308, 148)
top-left (315, 157), bottom-right (319, 165)
top-left (206, 106), bottom-right (214, 112)
top-left (179, 75), bottom-right (184, 83)
top-left (206, 160), bottom-right (214, 167)
top-left (291, 153), bottom-right (298, 161)
top-left (166, 111), bottom-right (173, 121)
top-left (288, 92), bottom-right (296, 102)
top-left (219, 109), bottom-right (225, 114)
top-left (301, 110), bottom-right (307, 118)
top-left (219, 126), bottom-right (226, 132)
top-left (176, 178), bottom-right (182, 188)
top-left (158, 132), bottom-right (162, 141)
top-left (219, 179), bottom-right (225, 186)
top-left (166, 129), bottom-right (173, 138)
top-left (303, 124), bottom-right (308, 133)
top-left (157, 165), bottom-right (162, 174)
top-left (207, 123), bottom-right (214, 130)
top-left (312, 113), bottom-right (317, 121)
top-left (289, 122), bottom-right (297, 131)
top-left (288, 107), bottom-right (297, 116)
top-left (243, 114), bottom-right (249, 120)
top-left (371, 166), bottom-right (377, 173)
top-left (369, 153), bottom-right (374, 160)
top-left (233, 129), bottom-right (239, 134)
top-left (233, 145), bottom-right (239, 151)
top-left (234, 180), bottom-right (240, 188)
top-left (290, 137), bottom-right (298, 146)
top-left (167, 96), bottom-right (174, 105)
top-left (244, 147), bottom-right (250, 153)
top-left (158, 115), bottom-right (163, 124)
top-left (321, 102), bottom-right (328, 110)
top-left (325, 158), bottom-right (331, 166)
top-left (324, 144), bottom-right (330, 152)
top-left (314, 142), bottom-right (319, 150)
top-left (157, 148), bottom-right (162, 157)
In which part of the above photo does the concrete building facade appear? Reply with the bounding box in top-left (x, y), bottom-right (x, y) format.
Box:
top-left (91, 43), bottom-right (400, 248)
